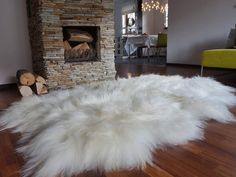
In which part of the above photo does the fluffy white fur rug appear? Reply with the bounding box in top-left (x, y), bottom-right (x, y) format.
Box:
top-left (1, 74), bottom-right (236, 177)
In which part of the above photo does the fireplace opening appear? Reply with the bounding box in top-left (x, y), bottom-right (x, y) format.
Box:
top-left (63, 26), bottom-right (101, 62)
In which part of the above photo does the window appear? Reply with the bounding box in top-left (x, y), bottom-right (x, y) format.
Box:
top-left (122, 12), bottom-right (137, 35)
top-left (164, 3), bottom-right (168, 28)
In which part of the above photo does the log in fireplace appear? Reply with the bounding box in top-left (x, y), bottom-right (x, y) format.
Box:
top-left (63, 26), bottom-right (101, 62)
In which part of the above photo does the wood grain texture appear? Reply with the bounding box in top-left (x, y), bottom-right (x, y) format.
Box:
top-left (0, 64), bottom-right (236, 177)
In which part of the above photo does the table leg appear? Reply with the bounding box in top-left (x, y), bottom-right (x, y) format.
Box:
top-left (128, 44), bottom-right (130, 60)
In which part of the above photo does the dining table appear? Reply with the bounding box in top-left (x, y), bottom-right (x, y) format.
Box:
top-left (124, 34), bottom-right (158, 57)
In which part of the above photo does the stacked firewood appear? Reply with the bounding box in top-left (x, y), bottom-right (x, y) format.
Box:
top-left (16, 69), bottom-right (48, 97)
top-left (63, 29), bottom-right (96, 60)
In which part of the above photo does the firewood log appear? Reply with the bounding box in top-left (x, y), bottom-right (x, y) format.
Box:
top-left (67, 30), bottom-right (93, 42)
top-left (32, 82), bottom-right (48, 95)
top-left (16, 69), bottom-right (35, 86)
top-left (63, 40), bottom-right (72, 50)
top-left (18, 85), bottom-right (33, 97)
top-left (72, 42), bottom-right (90, 51)
top-left (34, 74), bottom-right (47, 85)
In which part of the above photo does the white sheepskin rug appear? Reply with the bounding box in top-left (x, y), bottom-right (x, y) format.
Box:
top-left (1, 74), bottom-right (236, 177)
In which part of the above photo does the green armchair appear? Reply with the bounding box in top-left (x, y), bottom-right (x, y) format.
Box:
top-left (201, 49), bottom-right (236, 76)
top-left (201, 25), bottom-right (236, 76)
top-left (156, 33), bottom-right (167, 57)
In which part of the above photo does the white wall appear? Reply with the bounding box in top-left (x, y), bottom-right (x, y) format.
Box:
top-left (142, 0), bottom-right (167, 34)
top-left (167, 0), bottom-right (236, 65)
top-left (0, 0), bottom-right (32, 84)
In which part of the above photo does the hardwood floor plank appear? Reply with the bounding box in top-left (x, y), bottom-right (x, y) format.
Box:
top-left (204, 129), bottom-right (236, 157)
top-left (152, 148), bottom-right (212, 177)
top-left (182, 141), bottom-right (236, 169)
top-left (106, 170), bottom-right (151, 177)
top-left (206, 121), bottom-right (236, 140)
top-left (143, 164), bottom-right (174, 177)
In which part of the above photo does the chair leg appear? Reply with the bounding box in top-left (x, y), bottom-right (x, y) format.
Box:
top-left (200, 66), bottom-right (203, 76)
top-left (157, 48), bottom-right (161, 57)
top-left (147, 48), bottom-right (150, 62)
top-left (128, 44), bottom-right (130, 60)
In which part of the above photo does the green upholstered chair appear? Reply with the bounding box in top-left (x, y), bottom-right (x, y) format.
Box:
top-left (201, 49), bottom-right (236, 76)
top-left (156, 33), bottom-right (167, 57)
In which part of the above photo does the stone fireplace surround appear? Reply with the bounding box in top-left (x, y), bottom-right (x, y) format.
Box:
top-left (28, 0), bottom-right (115, 89)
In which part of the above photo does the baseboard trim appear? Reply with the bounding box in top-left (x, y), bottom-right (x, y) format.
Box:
top-left (166, 63), bottom-right (236, 72)
top-left (166, 63), bottom-right (201, 67)
top-left (0, 83), bottom-right (17, 90)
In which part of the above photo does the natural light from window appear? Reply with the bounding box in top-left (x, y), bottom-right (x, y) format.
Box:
top-left (164, 3), bottom-right (168, 28)
top-left (122, 12), bottom-right (136, 35)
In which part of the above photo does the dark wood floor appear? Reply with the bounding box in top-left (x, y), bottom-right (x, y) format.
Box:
top-left (0, 63), bottom-right (236, 177)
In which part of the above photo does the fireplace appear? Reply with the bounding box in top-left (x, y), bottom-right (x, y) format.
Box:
top-left (63, 26), bottom-right (101, 62)
top-left (27, 0), bottom-right (115, 89)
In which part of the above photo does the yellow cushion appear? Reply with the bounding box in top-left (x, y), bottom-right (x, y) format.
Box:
top-left (202, 49), bottom-right (236, 69)
top-left (156, 33), bottom-right (167, 47)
